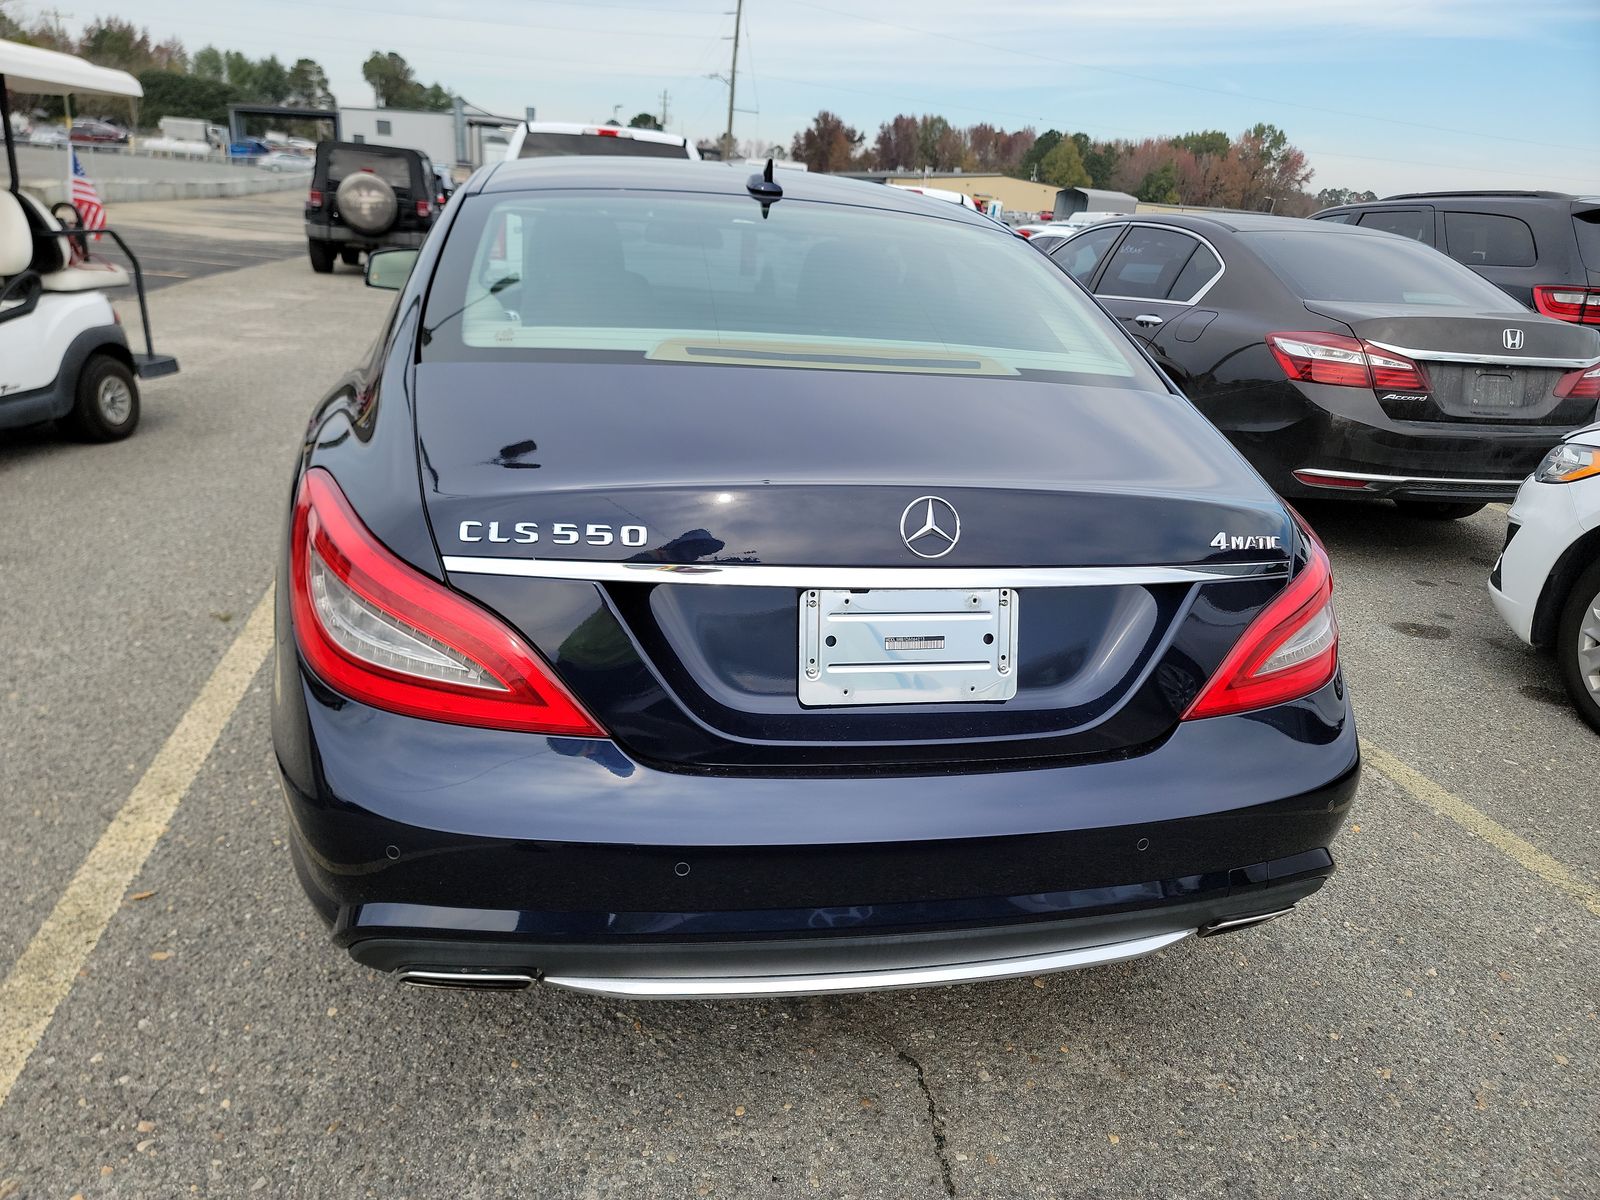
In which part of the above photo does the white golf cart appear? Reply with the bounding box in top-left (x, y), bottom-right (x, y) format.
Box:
top-left (1, 39), bottom-right (177, 441)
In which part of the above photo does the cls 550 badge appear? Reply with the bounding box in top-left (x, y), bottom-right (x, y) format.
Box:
top-left (459, 521), bottom-right (649, 547)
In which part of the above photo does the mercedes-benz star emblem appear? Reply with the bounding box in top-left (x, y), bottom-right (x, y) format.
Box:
top-left (900, 496), bottom-right (961, 558)
top-left (1502, 327), bottom-right (1525, 350)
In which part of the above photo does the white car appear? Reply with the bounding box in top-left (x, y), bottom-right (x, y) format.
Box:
top-left (504, 121), bottom-right (699, 161)
top-left (1489, 412), bottom-right (1600, 732)
top-left (885, 183), bottom-right (977, 210)
top-left (258, 150), bottom-right (312, 172)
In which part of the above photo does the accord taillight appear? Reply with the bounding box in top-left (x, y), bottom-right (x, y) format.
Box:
top-left (1266, 331), bottom-right (1429, 392)
top-left (289, 469), bottom-right (603, 736)
top-left (1182, 528), bottom-right (1339, 720)
top-left (1532, 286), bottom-right (1600, 325)
top-left (1554, 364), bottom-right (1600, 401)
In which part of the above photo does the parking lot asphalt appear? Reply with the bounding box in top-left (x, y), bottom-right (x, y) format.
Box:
top-left (0, 215), bottom-right (1595, 1198)
top-left (91, 192), bottom-right (307, 292)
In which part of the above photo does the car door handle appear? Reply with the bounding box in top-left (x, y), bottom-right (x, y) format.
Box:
top-left (1133, 313), bottom-right (1164, 328)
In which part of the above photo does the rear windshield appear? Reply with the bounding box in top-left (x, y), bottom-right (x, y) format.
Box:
top-left (420, 192), bottom-right (1160, 387)
top-left (517, 132), bottom-right (690, 159)
top-left (1576, 209), bottom-right (1600, 271)
top-left (326, 147), bottom-right (412, 189)
top-left (1245, 229), bottom-right (1524, 310)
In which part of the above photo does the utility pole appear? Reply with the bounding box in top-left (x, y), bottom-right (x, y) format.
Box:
top-left (659, 89), bottom-right (670, 131)
top-left (721, 0), bottom-right (743, 161)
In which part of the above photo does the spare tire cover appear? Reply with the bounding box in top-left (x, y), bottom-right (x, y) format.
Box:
top-left (336, 173), bottom-right (398, 235)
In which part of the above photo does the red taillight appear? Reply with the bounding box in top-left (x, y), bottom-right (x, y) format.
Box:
top-left (307, 188), bottom-right (323, 208)
top-left (415, 199), bottom-right (432, 219)
top-left (1554, 364), bottom-right (1600, 401)
top-left (1182, 529), bottom-right (1339, 720)
top-left (1266, 332), bottom-right (1428, 392)
top-left (289, 469), bottom-right (603, 736)
top-left (1017, 229), bottom-right (1035, 239)
top-left (596, 127), bottom-right (620, 137)
top-left (1532, 285), bottom-right (1600, 325)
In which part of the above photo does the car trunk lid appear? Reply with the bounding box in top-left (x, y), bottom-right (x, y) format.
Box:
top-left (1304, 299), bottom-right (1600, 426)
top-left (415, 361), bottom-right (1295, 769)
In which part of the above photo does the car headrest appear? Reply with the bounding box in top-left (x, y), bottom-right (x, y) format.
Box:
top-left (14, 191), bottom-right (69, 274)
top-left (0, 192), bottom-right (33, 278)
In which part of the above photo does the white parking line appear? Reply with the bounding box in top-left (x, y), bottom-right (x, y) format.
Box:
top-left (1363, 741), bottom-right (1600, 919)
top-left (0, 590), bottom-right (274, 1109)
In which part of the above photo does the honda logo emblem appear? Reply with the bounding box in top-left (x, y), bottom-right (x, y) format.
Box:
top-left (1502, 328), bottom-right (1525, 351)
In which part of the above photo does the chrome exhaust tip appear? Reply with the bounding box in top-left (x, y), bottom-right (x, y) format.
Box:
top-left (397, 969), bottom-right (535, 991)
top-left (1197, 907), bottom-right (1296, 938)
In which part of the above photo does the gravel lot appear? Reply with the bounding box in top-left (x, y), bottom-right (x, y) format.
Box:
top-left (0, 194), bottom-right (1595, 1199)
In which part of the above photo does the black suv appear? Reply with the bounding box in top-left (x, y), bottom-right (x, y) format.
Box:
top-left (1312, 191), bottom-right (1600, 326)
top-left (305, 141), bottom-right (442, 273)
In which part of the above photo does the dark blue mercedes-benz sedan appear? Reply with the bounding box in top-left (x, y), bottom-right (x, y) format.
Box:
top-left (272, 157), bottom-right (1358, 998)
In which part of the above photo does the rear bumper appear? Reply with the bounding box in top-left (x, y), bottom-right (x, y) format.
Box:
top-left (275, 633), bottom-right (1359, 992)
top-left (1229, 382), bottom-right (1569, 501)
top-left (304, 221), bottom-right (428, 249)
top-left (344, 871), bottom-right (1325, 999)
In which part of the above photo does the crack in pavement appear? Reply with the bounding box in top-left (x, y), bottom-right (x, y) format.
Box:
top-left (895, 1045), bottom-right (956, 1197)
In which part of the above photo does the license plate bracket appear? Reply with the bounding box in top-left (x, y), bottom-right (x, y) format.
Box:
top-left (798, 588), bottom-right (1018, 707)
top-left (1470, 370), bottom-right (1518, 409)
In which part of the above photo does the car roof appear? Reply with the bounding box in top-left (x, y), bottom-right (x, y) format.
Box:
top-left (1068, 211), bottom-right (1383, 237)
top-left (474, 157), bottom-right (1003, 228)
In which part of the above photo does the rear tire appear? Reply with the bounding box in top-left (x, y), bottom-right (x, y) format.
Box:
top-left (1556, 560), bottom-right (1600, 735)
top-left (62, 354), bottom-right (140, 442)
top-left (1392, 500), bottom-right (1485, 521)
top-left (308, 239), bottom-right (336, 273)
top-left (339, 247), bottom-right (361, 266)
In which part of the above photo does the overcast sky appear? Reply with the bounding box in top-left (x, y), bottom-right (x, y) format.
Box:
top-left (34, 0), bottom-right (1600, 194)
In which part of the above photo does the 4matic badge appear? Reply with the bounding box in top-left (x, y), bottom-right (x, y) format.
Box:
top-left (1210, 531), bottom-right (1282, 550)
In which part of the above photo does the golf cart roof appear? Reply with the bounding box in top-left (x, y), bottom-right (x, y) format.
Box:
top-left (0, 38), bottom-right (142, 97)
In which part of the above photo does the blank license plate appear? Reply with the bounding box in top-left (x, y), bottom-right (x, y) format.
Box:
top-left (798, 588), bottom-right (1018, 707)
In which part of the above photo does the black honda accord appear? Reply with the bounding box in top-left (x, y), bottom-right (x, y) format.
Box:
top-left (272, 158), bottom-right (1358, 997)
top-left (1045, 214), bottom-right (1600, 520)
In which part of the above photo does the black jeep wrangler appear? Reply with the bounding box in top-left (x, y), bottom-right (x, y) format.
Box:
top-left (304, 141), bottom-right (442, 273)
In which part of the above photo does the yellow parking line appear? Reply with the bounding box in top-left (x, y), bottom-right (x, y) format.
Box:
top-left (0, 590), bottom-right (274, 1108)
top-left (1362, 741), bottom-right (1600, 919)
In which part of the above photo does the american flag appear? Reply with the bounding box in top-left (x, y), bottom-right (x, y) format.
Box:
top-left (69, 147), bottom-right (107, 254)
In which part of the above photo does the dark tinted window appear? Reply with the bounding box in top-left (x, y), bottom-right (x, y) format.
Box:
top-left (1168, 243), bottom-right (1222, 302)
top-left (1577, 211), bottom-right (1600, 270)
top-left (1050, 225), bottom-right (1120, 285)
top-left (422, 193), bottom-right (1162, 389)
top-left (1314, 212), bottom-right (1354, 224)
top-left (1028, 234), bottom-right (1066, 255)
top-left (1443, 211), bottom-right (1536, 267)
top-left (518, 132), bottom-right (690, 159)
top-left (1246, 230), bottom-right (1523, 309)
top-left (1356, 208), bottom-right (1430, 242)
top-left (326, 147), bottom-right (413, 189)
top-left (1097, 227), bottom-right (1203, 299)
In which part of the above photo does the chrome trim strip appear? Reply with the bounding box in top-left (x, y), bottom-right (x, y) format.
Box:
top-left (1197, 907), bottom-right (1295, 936)
top-left (1365, 340), bottom-right (1600, 370)
top-left (542, 929), bottom-right (1193, 999)
top-left (1295, 468), bottom-right (1522, 487)
top-left (1073, 220), bottom-right (1228, 307)
top-left (397, 970), bottom-right (534, 991)
top-left (440, 556), bottom-right (1288, 588)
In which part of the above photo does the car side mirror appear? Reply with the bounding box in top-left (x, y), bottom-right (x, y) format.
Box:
top-left (365, 248), bottom-right (419, 291)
